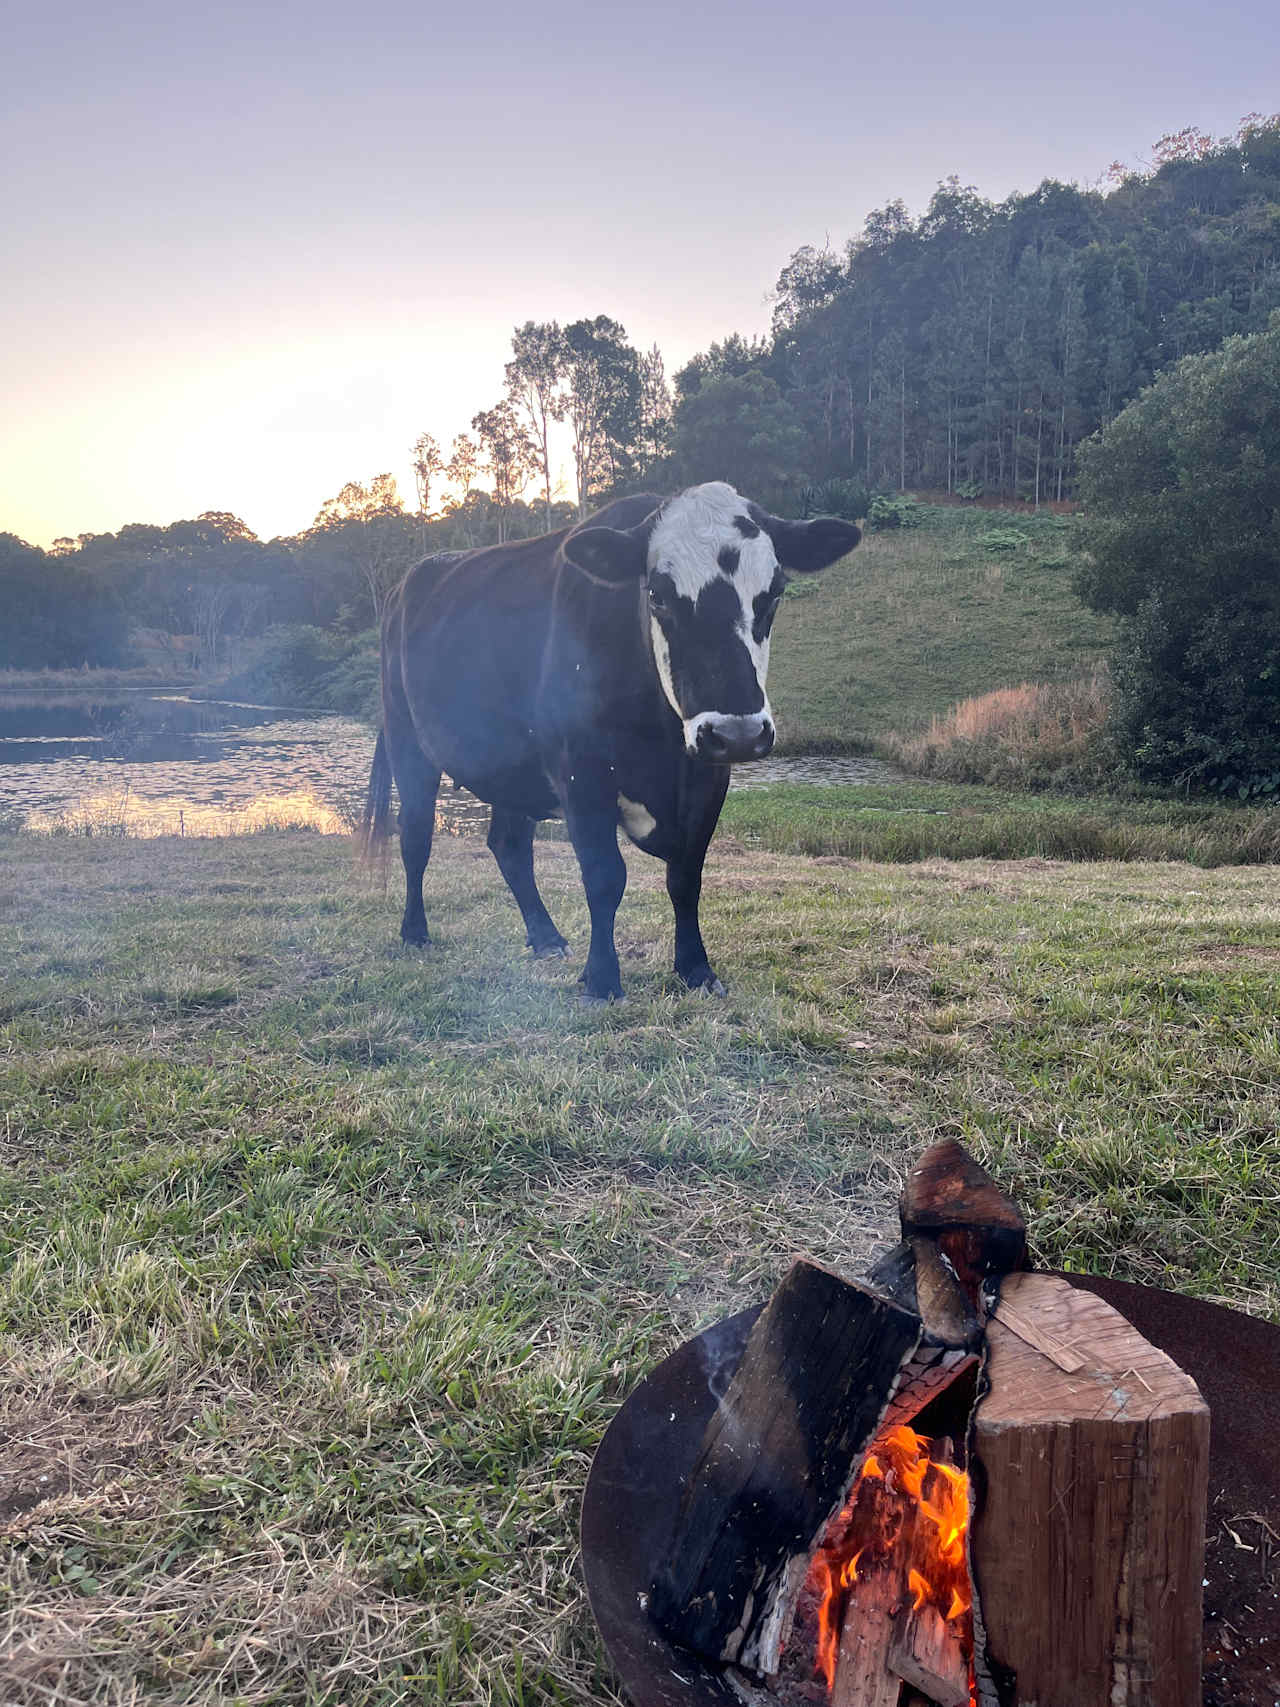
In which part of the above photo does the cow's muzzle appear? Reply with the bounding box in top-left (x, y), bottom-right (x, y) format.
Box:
top-left (692, 715), bottom-right (775, 764)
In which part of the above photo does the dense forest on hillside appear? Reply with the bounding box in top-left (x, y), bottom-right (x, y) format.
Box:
top-left (5, 117), bottom-right (1278, 675)
top-left (719, 116), bottom-right (1280, 504)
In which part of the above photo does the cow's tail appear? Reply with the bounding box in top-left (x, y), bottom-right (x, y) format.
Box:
top-left (360, 729), bottom-right (394, 865)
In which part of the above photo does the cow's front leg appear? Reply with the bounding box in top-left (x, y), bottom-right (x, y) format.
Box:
top-left (666, 849), bottom-right (726, 995)
top-left (666, 761), bottom-right (730, 995)
top-left (565, 794), bottom-right (628, 1002)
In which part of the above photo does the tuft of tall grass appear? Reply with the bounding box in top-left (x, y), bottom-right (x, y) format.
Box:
top-left (882, 675), bottom-right (1112, 789)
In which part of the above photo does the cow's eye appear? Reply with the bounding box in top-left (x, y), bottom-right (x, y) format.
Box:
top-left (648, 584), bottom-right (670, 615)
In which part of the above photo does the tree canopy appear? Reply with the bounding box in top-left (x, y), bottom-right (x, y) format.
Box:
top-left (1075, 311), bottom-right (1280, 791)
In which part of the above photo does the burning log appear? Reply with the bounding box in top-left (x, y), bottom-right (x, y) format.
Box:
top-left (828, 1565), bottom-right (901, 1707)
top-left (820, 1424), bottom-right (974, 1707)
top-left (970, 1271), bottom-right (1209, 1707)
top-left (649, 1259), bottom-right (922, 1672)
top-left (887, 1604), bottom-right (969, 1707)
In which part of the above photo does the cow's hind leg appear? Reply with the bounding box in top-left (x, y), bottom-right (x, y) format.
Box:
top-left (385, 731), bottom-right (441, 946)
top-left (486, 808), bottom-right (568, 958)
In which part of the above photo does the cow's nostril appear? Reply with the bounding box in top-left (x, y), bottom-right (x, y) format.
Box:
top-left (700, 726), bottom-right (730, 759)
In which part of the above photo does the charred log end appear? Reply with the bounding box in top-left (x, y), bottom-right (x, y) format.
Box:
top-left (899, 1141), bottom-right (1028, 1304)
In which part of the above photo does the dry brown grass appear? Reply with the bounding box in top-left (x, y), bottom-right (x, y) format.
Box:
top-left (884, 674), bottom-right (1110, 785)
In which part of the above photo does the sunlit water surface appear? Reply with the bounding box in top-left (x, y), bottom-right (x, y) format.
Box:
top-left (0, 692), bottom-right (908, 838)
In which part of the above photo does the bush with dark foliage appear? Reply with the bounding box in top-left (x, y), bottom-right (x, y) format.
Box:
top-left (1075, 314), bottom-right (1280, 795)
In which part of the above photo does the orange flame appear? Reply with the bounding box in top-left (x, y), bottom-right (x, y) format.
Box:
top-left (804, 1423), bottom-right (974, 1694)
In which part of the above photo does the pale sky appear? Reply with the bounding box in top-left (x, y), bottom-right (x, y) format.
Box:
top-left (3, 0), bottom-right (1278, 547)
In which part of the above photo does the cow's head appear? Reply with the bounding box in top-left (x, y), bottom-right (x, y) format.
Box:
top-left (563, 481), bottom-right (861, 762)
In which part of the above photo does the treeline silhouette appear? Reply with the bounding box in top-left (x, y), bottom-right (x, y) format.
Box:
top-left (5, 117), bottom-right (1278, 674)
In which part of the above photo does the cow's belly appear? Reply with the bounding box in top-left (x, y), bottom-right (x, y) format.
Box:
top-left (453, 758), bottom-right (561, 821)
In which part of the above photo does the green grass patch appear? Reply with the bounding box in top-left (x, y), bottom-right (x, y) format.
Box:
top-left (1, 829), bottom-right (1278, 1701)
top-left (770, 506), bottom-right (1114, 751)
top-left (721, 781), bottom-right (1280, 866)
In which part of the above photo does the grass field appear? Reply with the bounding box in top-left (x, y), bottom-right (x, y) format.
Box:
top-left (719, 781), bottom-right (1280, 866)
top-left (3, 828), bottom-right (1278, 1703)
top-left (769, 508), bottom-right (1114, 751)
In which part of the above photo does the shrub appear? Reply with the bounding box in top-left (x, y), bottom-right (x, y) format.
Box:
top-left (214, 625), bottom-right (380, 719)
top-left (799, 478), bottom-right (871, 522)
top-left (978, 526), bottom-right (1026, 553)
top-left (868, 492), bottom-right (925, 530)
top-left (1075, 314), bottom-right (1280, 791)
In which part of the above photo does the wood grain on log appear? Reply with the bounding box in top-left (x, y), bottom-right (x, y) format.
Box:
top-left (910, 1235), bottom-right (981, 1348)
top-left (971, 1272), bottom-right (1209, 1707)
top-left (888, 1603), bottom-right (969, 1706)
top-left (829, 1566), bottom-right (902, 1707)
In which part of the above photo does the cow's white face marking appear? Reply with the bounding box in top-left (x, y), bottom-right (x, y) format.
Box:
top-left (645, 482), bottom-right (781, 759)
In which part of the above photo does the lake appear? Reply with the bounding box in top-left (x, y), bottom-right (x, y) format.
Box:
top-left (0, 691), bottom-right (908, 837)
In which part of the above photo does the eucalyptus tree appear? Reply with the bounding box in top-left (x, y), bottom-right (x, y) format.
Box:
top-left (0, 533), bottom-right (130, 668)
top-left (310, 475), bottom-right (416, 625)
top-left (445, 433), bottom-right (480, 499)
top-left (410, 433), bottom-right (444, 516)
top-left (505, 320), bottom-right (566, 530)
top-left (561, 316), bottom-right (642, 511)
top-left (471, 402), bottom-right (535, 543)
top-left (636, 343), bottom-right (673, 479)
top-left (670, 370), bottom-right (807, 500)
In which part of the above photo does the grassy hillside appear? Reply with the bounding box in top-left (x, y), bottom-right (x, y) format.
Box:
top-left (2, 830), bottom-right (1278, 1701)
top-left (769, 507), bottom-right (1115, 751)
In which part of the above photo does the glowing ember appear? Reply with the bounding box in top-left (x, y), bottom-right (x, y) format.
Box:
top-left (806, 1423), bottom-right (974, 1697)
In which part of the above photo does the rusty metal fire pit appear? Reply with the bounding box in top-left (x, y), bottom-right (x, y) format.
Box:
top-left (581, 1275), bottom-right (1280, 1707)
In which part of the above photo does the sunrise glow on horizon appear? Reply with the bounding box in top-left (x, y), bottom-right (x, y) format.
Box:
top-left (5, 0), bottom-right (1278, 548)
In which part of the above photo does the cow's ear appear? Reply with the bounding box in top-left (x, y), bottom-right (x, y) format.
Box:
top-left (748, 507), bottom-right (862, 574)
top-left (562, 523), bottom-right (650, 584)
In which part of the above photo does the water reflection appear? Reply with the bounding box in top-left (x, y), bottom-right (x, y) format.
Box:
top-left (1, 691), bottom-right (909, 838)
top-left (0, 694), bottom-right (375, 837)
top-left (22, 788), bottom-right (351, 838)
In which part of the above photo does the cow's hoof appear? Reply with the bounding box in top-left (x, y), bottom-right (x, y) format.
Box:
top-left (400, 927), bottom-right (430, 948)
top-left (531, 940), bottom-right (570, 960)
top-left (680, 966), bottom-right (727, 997)
top-left (578, 970), bottom-right (625, 1005)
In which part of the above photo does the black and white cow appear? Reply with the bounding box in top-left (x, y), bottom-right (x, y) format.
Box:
top-left (362, 481), bottom-right (860, 1001)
